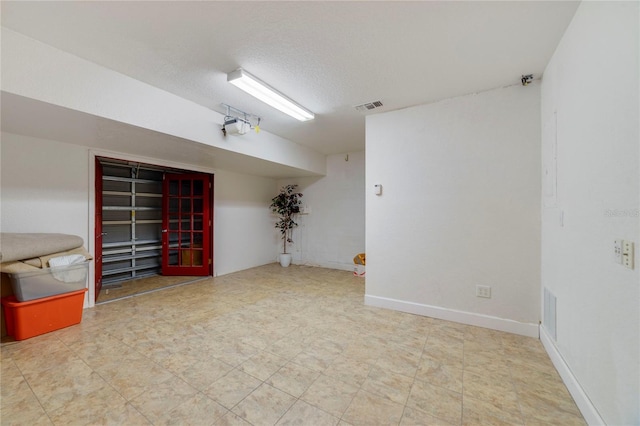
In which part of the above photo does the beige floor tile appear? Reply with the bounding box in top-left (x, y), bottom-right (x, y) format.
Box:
top-left (0, 401), bottom-right (53, 426)
top-left (323, 355), bottom-right (374, 387)
top-left (67, 334), bottom-right (139, 369)
top-left (464, 339), bottom-right (503, 355)
top-left (400, 405), bottom-right (456, 425)
top-left (308, 337), bottom-right (349, 356)
top-left (215, 411), bottom-right (253, 425)
top-left (342, 389), bottom-right (405, 426)
top-left (95, 354), bottom-right (175, 401)
top-left (157, 392), bottom-right (228, 426)
top-left (204, 368), bottom-right (262, 409)
top-left (509, 362), bottom-right (567, 396)
top-left (237, 350), bottom-right (288, 381)
top-left (96, 403), bottom-right (151, 425)
top-left (265, 336), bottom-right (307, 360)
top-left (276, 399), bottom-right (340, 425)
top-left (1, 374), bottom-right (39, 409)
top-left (11, 345), bottom-right (82, 377)
top-left (517, 388), bottom-right (584, 425)
top-left (342, 340), bottom-right (385, 364)
top-left (502, 334), bottom-right (546, 355)
top-left (406, 379), bottom-right (463, 425)
top-left (375, 346), bottom-right (421, 378)
top-left (464, 326), bottom-right (504, 344)
top-left (129, 375), bottom-right (198, 422)
top-left (290, 349), bottom-right (336, 372)
top-left (158, 346), bottom-right (205, 373)
top-left (361, 366), bottom-right (414, 404)
top-left (210, 341), bottom-right (261, 367)
top-left (232, 383), bottom-right (296, 426)
top-left (462, 395), bottom-right (524, 425)
top-left (26, 366), bottom-right (111, 413)
top-left (0, 356), bottom-right (21, 377)
top-left (300, 374), bottom-right (360, 418)
top-left (1, 333), bottom-right (65, 360)
top-left (388, 331), bottom-right (429, 354)
top-left (266, 361), bottom-right (320, 397)
top-left (416, 356), bottom-right (463, 393)
top-left (0, 265), bottom-right (586, 426)
top-left (463, 350), bottom-right (511, 381)
top-left (504, 347), bottom-right (556, 375)
top-left (46, 384), bottom-right (130, 425)
top-left (178, 358), bottom-right (235, 391)
top-left (430, 323), bottom-right (467, 341)
top-left (422, 339), bottom-right (464, 370)
top-left (462, 371), bottom-right (521, 414)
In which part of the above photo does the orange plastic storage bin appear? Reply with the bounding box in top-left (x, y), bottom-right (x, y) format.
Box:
top-left (1, 289), bottom-right (86, 340)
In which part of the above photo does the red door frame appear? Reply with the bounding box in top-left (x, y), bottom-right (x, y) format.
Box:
top-left (162, 173), bottom-right (212, 276)
top-left (94, 158), bottom-right (104, 302)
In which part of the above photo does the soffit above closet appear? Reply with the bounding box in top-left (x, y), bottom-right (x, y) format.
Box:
top-left (1, 1), bottom-right (579, 155)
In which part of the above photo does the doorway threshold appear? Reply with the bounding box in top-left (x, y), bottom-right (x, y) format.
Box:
top-left (96, 276), bottom-right (210, 305)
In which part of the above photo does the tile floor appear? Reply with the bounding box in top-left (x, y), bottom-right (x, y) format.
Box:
top-left (1, 264), bottom-right (585, 425)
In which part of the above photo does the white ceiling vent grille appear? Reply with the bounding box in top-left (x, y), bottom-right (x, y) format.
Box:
top-left (354, 100), bottom-right (383, 112)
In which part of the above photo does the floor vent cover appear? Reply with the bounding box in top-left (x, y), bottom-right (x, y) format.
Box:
top-left (354, 100), bottom-right (383, 112)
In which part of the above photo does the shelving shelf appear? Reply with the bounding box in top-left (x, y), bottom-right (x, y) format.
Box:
top-left (102, 206), bottom-right (161, 211)
top-left (102, 263), bottom-right (161, 276)
top-left (100, 161), bottom-right (164, 286)
top-left (102, 251), bottom-right (161, 264)
top-left (102, 240), bottom-right (161, 249)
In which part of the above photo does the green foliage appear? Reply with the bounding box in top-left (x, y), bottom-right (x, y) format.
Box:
top-left (269, 184), bottom-right (303, 254)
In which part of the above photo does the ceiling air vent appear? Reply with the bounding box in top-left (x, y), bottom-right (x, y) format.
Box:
top-left (354, 100), bottom-right (383, 112)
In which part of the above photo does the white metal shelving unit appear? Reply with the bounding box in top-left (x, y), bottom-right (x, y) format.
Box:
top-left (100, 161), bottom-right (163, 287)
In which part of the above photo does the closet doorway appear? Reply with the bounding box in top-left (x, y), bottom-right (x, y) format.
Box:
top-left (95, 157), bottom-right (213, 303)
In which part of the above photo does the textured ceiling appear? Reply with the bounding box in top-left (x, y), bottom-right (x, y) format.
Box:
top-left (1, 1), bottom-right (579, 155)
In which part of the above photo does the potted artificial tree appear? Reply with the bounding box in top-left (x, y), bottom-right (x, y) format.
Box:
top-left (270, 184), bottom-right (303, 267)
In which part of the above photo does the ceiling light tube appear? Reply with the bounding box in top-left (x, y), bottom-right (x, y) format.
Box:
top-left (227, 68), bottom-right (315, 122)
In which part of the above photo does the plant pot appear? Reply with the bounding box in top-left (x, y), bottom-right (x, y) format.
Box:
top-left (279, 253), bottom-right (292, 267)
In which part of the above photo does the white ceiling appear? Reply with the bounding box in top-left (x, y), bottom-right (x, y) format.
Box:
top-left (1, 1), bottom-right (579, 155)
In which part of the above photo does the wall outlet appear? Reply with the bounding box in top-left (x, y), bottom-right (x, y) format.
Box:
top-left (614, 240), bottom-right (623, 264)
top-left (476, 285), bottom-right (491, 298)
top-left (622, 240), bottom-right (634, 269)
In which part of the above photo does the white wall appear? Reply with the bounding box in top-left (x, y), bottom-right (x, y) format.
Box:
top-left (1, 132), bottom-right (279, 304)
top-left (279, 151), bottom-right (365, 271)
top-left (0, 133), bottom-right (89, 238)
top-left (214, 169), bottom-right (279, 276)
top-left (366, 84), bottom-right (541, 336)
top-left (540, 2), bottom-right (639, 424)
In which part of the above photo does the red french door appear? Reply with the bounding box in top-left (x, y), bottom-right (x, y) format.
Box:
top-left (94, 159), bottom-right (104, 302)
top-left (162, 173), bottom-right (212, 276)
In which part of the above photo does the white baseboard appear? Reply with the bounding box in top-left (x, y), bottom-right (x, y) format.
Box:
top-left (364, 295), bottom-right (539, 338)
top-left (540, 326), bottom-right (605, 425)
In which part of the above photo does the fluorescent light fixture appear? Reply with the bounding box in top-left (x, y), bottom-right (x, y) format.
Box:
top-left (227, 68), bottom-right (314, 122)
